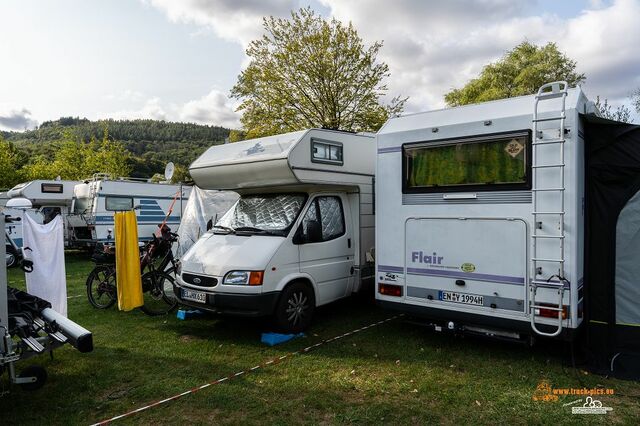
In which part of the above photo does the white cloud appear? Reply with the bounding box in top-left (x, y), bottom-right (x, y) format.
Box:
top-left (320, 0), bottom-right (640, 111)
top-left (146, 0), bottom-right (296, 46)
top-left (179, 88), bottom-right (241, 128)
top-left (105, 97), bottom-right (168, 121)
top-left (0, 107), bottom-right (38, 131)
top-left (100, 89), bottom-right (241, 128)
top-left (145, 0), bottom-right (640, 118)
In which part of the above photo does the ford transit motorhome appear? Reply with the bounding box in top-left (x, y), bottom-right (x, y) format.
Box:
top-left (375, 82), bottom-right (603, 342)
top-left (174, 129), bottom-right (375, 332)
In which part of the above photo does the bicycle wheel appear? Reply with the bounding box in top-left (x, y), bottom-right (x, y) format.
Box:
top-left (139, 270), bottom-right (178, 316)
top-left (86, 265), bottom-right (117, 309)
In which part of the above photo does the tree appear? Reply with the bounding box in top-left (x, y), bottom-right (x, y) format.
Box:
top-left (445, 41), bottom-right (586, 106)
top-left (0, 136), bottom-right (20, 188)
top-left (595, 96), bottom-right (633, 123)
top-left (20, 129), bottom-right (132, 181)
top-left (231, 7), bottom-right (406, 139)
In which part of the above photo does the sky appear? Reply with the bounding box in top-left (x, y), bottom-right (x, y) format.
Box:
top-left (1, 0), bottom-right (639, 132)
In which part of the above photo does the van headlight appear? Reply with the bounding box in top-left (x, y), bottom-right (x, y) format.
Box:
top-left (223, 271), bottom-right (264, 286)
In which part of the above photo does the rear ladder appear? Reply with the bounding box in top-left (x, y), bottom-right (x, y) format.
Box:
top-left (529, 81), bottom-right (569, 337)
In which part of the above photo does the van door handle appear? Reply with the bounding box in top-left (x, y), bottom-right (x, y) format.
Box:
top-left (347, 238), bottom-right (351, 248)
top-left (455, 280), bottom-right (465, 286)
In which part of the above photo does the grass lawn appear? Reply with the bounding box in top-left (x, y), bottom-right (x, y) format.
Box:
top-left (1, 252), bottom-right (639, 425)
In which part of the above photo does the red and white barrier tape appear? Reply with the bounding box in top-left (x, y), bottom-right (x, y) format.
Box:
top-left (91, 314), bottom-right (402, 425)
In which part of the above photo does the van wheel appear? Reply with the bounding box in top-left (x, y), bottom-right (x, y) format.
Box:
top-left (274, 282), bottom-right (315, 333)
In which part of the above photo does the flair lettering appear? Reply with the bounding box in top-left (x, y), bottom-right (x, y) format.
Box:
top-left (411, 251), bottom-right (443, 265)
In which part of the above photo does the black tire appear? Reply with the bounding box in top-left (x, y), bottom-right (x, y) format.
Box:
top-left (18, 365), bottom-right (47, 391)
top-left (86, 265), bottom-right (117, 309)
top-left (139, 271), bottom-right (178, 316)
top-left (274, 281), bottom-right (315, 333)
top-left (5, 245), bottom-right (18, 268)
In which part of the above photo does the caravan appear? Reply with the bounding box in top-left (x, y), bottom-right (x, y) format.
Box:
top-left (67, 175), bottom-right (191, 246)
top-left (375, 82), bottom-right (599, 341)
top-left (174, 129), bottom-right (375, 332)
top-left (5, 179), bottom-right (81, 247)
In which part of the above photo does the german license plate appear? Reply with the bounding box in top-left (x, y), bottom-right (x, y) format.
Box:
top-left (181, 288), bottom-right (207, 304)
top-left (439, 290), bottom-right (483, 306)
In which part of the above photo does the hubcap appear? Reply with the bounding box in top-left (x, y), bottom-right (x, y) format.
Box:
top-left (285, 291), bottom-right (308, 326)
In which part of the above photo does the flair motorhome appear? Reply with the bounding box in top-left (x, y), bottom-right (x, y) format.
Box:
top-left (67, 175), bottom-right (191, 246)
top-left (375, 82), bottom-right (605, 342)
top-left (174, 129), bottom-right (375, 332)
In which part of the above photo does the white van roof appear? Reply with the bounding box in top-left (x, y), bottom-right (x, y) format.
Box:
top-left (378, 87), bottom-right (587, 136)
top-left (7, 180), bottom-right (81, 206)
top-left (190, 129), bottom-right (375, 191)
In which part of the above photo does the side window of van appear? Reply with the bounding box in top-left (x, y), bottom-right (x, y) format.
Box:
top-left (301, 196), bottom-right (345, 243)
top-left (105, 197), bottom-right (133, 211)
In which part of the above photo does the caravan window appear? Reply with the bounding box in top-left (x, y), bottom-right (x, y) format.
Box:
top-left (312, 139), bottom-right (343, 165)
top-left (41, 183), bottom-right (63, 193)
top-left (403, 131), bottom-right (530, 192)
top-left (105, 197), bottom-right (133, 211)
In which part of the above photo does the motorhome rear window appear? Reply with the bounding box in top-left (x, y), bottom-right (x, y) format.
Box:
top-left (41, 183), bottom-right (63, 193)
top-left (312, 139), bottom-right (343, 165)
top-left (105, 197), bottom-right (133, 211)
top-left (403, 131), bottom-right (530, 192)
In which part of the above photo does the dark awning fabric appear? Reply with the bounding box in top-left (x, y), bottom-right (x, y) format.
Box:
top-left (582, 114), bottom-right (640, 380)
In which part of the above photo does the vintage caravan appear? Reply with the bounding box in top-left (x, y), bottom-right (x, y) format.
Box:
top-left (5, 179), bottom-right (81, 247)
top-left (174, 129), bottom-right (375, 332)
top-left (67, 175), bottom-right (191, 246)
top-left (375, 82), bottom-right (604, 342)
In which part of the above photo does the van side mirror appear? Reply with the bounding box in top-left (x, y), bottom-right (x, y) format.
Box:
top-left (292, 220), bottom-right (323, 244)
top-left (304, 220), bottom-right (323, 243)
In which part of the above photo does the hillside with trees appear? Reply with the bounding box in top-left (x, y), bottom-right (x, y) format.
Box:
top-left (1, 118), bottom-right (230, 187)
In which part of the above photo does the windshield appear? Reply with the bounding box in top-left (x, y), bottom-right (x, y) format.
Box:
top-left (216, 193), bottom-right (306, 235)
top-left (74, 197), bottom-right (90, 214)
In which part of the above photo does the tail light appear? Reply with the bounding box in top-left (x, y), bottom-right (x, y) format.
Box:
top-left (378, 283), bottom-right (402, 297)
top-left (537, 303), bottom-right (567, 319)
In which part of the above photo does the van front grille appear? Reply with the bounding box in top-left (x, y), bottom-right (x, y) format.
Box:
top-left (182, 273), bottom-right (218, 287)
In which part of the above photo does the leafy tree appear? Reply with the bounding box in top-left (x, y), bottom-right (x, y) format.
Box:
top-left (19, 130), bottom-right (132, 181)
top-left (228, 129), bottom-right (246, 142)
top-left (231, 7), bottom-right (406, 139)
top-left (0, 136), bottom-right (21, 188)
top-left (445, 41), bottom-right (586, 106)
top-left (595, 96), bottom-right (633, 123)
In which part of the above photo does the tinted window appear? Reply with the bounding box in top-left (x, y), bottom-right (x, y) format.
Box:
top-left (312, 139), bottom-right (343, 165)
top-left (105, 197), bottom-right (133, 211)
top-left (404, 132), bottom-right (530, 192)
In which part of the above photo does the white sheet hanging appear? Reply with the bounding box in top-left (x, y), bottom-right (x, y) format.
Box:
top-left (23, 214), bottom-right (67, 316)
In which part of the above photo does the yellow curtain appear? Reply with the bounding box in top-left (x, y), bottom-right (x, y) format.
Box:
top-left (114, 211), bottom-right (143, 311)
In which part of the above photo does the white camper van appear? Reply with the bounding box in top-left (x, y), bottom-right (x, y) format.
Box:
top-left (376, 82), bottom-right (598, 341)
top-left (67, 175), bottom-right (191, 246)
top-left (174, 129), bottom-right (375, 332)
top-left (5, 179), bottom-right (81, 247)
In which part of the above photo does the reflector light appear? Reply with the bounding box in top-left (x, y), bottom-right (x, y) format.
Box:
top-left (378, 283), bottom-right (402, 297)
top-left (537, 304), bottom-right (567, 319)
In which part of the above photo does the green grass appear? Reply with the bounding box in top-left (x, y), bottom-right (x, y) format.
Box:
top-left (1, 253), bottom-right (639, 425)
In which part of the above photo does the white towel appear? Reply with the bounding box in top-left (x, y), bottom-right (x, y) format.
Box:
top-left (22, 214), bottom-right (67, 316)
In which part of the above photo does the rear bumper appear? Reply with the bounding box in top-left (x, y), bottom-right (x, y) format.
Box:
top-left (377, 299), bottom-right (580, 341)
top-left (173, 283), bottom-right (279, 317)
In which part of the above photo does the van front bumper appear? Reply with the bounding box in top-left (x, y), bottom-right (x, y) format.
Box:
top-left (173, 283), bottom-right (279, 317)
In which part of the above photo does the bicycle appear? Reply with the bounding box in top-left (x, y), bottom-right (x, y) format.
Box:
top-left (85, 224), bottom-right (180, 316)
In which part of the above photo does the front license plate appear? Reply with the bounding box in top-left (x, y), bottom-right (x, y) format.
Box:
top-left (438, 291), bottom-right (484, 306)
top-left (181, 288), bottom-right (207, 304)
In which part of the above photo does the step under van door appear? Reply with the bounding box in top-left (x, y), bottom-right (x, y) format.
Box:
top-left (404, 218), bottom-right (528, 316)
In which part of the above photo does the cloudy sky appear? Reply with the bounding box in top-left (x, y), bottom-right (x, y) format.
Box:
top-left (1, 0), bottom-right (639, 131)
